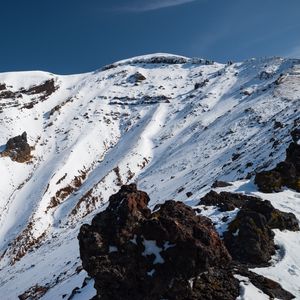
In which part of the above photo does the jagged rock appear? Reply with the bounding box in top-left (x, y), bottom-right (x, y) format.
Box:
top-left (78, 184), bottom-right (232, 300)
top-left (223, 197), bottom-right (299, 266)
top-left (211, 180), bottom-right (232, 188)
top-left (255, 129), bottom-right (300, 192)
top-left (199, 191), bottom-right (253, 211)
top-left (1, 131), bottom-right (32, 163)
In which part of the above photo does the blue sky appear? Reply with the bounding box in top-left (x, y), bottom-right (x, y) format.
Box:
top-left (0, 0), bottom-right (300, 74)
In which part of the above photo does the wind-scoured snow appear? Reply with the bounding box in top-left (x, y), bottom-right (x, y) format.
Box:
top-left (0, 53), bottom-right (300, 299)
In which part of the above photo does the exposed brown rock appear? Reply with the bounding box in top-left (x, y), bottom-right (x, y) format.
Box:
top-left (78, 184), bottom-right (233, 300)
top-left (199, 191), bottom-right (253, 211)
top-left (223, 197), bottom-right (299, 266)
top-left (18, 285), bottom-right (48, 300)
top-left (1, 131), bottom-right (32, 163)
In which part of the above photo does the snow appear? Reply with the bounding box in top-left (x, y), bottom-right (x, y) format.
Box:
top-left (235, 275), bottom-right (270, 300)
top-left (142, 239), bottom-right (164, 264)
top-left (0, 53), bottom-right (299, 299)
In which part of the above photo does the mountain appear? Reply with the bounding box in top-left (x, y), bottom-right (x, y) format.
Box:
top-left (0, 53), bottom-right (299, 299)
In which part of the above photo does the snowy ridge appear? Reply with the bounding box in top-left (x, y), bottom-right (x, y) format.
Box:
top-left (0, 53), bottom-right (300, 299)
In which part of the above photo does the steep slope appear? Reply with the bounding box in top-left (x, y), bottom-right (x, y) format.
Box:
top-left (0, 53), bottom-right (299, 299)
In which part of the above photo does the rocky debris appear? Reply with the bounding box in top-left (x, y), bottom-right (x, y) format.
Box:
top-left (1, 131), bottom-right (32, 163)
top-left (79, 184), bottom-right (234, 300)
top-left (18, 285), bottom-right (48, 300)
top-left (235, 266), bottom-right (295, 300)
top-left (128, 72), bottom-right (146, 83)
top-left (223, 196), bottom-right (299, 266)
top-left (211, 180), bottom-right (232, 188)
top-left (255, 130), bottom-right (300, 192)
top-left (199, 191), bottom-right (254, 211)
top-left (0, 83), bottom-right (6, 90)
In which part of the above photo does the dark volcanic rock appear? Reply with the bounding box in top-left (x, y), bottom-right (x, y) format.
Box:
top-left (223, 197), bottom-right (299, 266)
top-left (255, 170), bottom-right (283, 193)
top-left (190, 267), bottom-right (240, 300)
top-left (199, 191), bottom-right (254, 211)
top-left (78, 184), bottom-right (233, 300)
top-left (1, 131), bottom-right (32, 163)
top-left (211, 180), bottom-right (232, 188)
top-left (255, 130), bottom-right (300, 192)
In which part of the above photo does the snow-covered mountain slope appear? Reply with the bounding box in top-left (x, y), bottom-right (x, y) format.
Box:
top-left (0, 53), bottom-right (299, 299)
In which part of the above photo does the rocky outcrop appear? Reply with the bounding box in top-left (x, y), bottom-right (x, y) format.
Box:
top-left (1, 132), bottom-right (32, 163)
top-left (255, 129), bottom-right (300, 192)
top-left (223, 196), bottom-right (299, 266)
top-left (199, 191), bottom-right (254, 211)
top-left (128, 72), bottom-right (146, 83)
top-left (78, 184), bottom-right (237, 300)
top-left (79, 185), bottom-right (296, 299)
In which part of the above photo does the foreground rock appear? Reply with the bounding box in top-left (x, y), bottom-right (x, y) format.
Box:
top-left (79, 185), bottom-right (296, 299)
top-left (255, 129), bottom-right (300, 192)
top-left (78, 184), bottom-right (239, 300)
top-left (1, 132), bottom-right (32, 163)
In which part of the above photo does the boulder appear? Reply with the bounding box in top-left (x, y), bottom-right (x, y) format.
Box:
top-left (1, 132), bottom-right (32, 163)
top-left (78, 184), bottom-right (233, 300)
top-left (199, 191), bottom-right (253, 211)
top-left (223, 197), bottom-right (299, 266)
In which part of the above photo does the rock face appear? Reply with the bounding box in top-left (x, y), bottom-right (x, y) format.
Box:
top-left (255, 129), bottom-right (300, 192)
top-left (1, 132), bottom-right (31, 163)
top-left (223, 196), bottom-right (299, 266)
top-left (78, 184), bottom-right (238, 300)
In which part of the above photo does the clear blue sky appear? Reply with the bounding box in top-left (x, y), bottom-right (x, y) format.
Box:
top-left (1, 0), bottom-right (300, 74)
